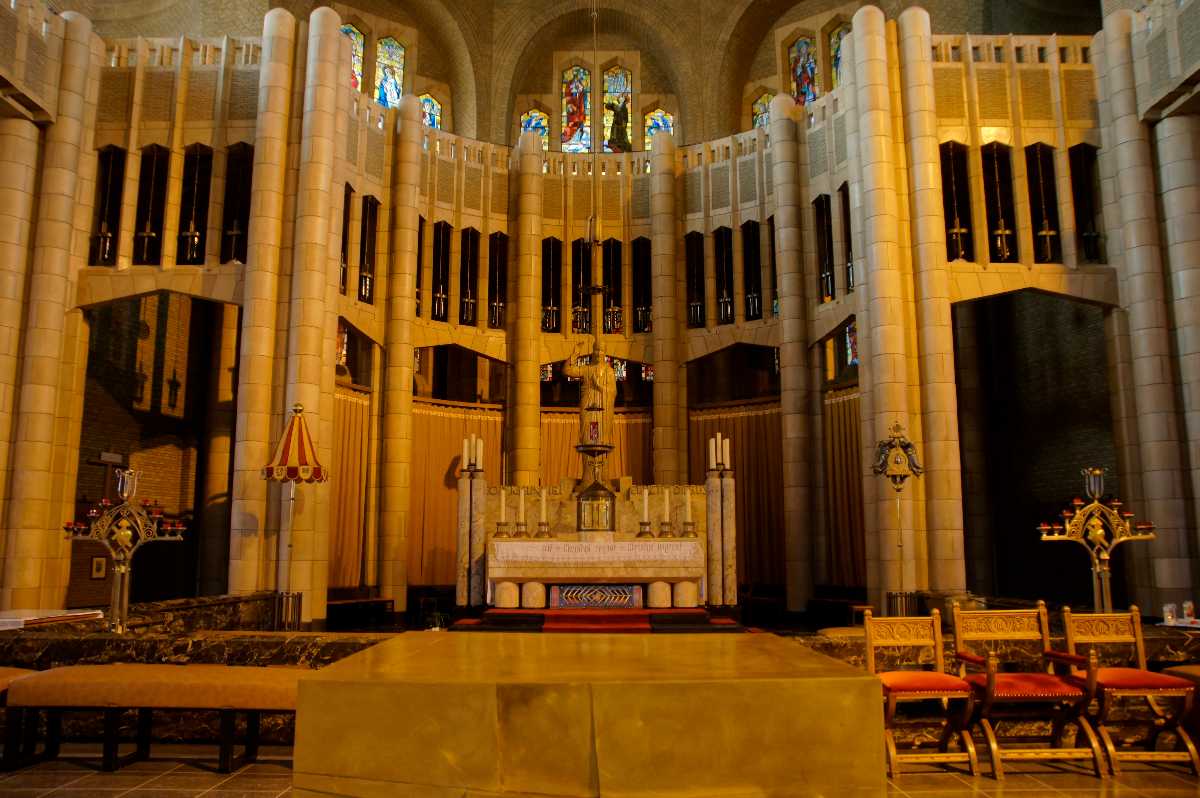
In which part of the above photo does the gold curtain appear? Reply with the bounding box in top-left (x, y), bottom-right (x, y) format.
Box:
top-left (408, 399), bottom-right (504, 586)
top-left (330, 386), bottom-right (370, 588)
top-left (539, 410), bottom-right (652, 488)
top-left (686, 402), bottom-right (784, 587)
top-left (823, 388), bottom-right (865, 587)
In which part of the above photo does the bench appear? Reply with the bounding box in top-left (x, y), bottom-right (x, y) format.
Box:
top-left (4, 663), bottom-right (306, 772)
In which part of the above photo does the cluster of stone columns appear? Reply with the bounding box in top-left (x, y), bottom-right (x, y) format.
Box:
top-left (509, 131), bottom-right (544, 487)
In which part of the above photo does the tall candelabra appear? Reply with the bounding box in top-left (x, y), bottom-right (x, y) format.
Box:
top-left (1038, 467), bottom-right (1155, 612)
top-left (64, 469), bottom-right (184, 633)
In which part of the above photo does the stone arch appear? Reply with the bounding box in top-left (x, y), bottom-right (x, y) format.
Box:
top-left (490, 1), bottom-right (690, 146)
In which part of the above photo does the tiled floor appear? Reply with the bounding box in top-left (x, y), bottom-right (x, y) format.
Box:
top-left (0, 746), bottom-right (293, 797)
top-left (888, 761), bottom-right (1200, 796)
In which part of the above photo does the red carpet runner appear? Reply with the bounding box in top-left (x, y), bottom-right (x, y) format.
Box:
top-left (451, 608), bottom-right (742, 633)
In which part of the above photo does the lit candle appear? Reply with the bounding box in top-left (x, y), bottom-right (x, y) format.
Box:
top-left (707, 438), bottom-right (716, 470)
top-left (475, 438), bottom-right (484, 471)
top-left (684, 487), bottom-right (692, 523)
top-left (662, 487), bottom-right (670, 523)
top-left (540, 487), bottom-right (547, 524)
top-left (642, 487), bottom-right (649, 523)
top-left (722, 438), bottom-right (731, 470)
top-left (499, 489), bottom-right (506, 522)
top-left (715, 433), bottom-right (723, 467)
top-left (462, 438), bottom-right (470, 470)
top-left (518, 488), bottom-right (525, 524)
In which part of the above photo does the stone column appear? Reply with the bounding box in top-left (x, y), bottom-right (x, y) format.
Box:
top-left (768, 94), bottom-right (814, 611)
top-left (510, 132), bottom-right (543, 486)
top-left (199, 303), bottom-right (238, 595)
top-left (720, 469), bottom-right (738, 606)
top-left (0, 120), bottom-right (39, 576)
top-left (1, 13), bottom-right (92, 610)
top-left (852, 5), bottom-right (913, 610)
top-left (281, 6), bottom-right (340, 624)
top-left (228, 8), bottom-right (296, 595)
top-left (379, 97), bottom-right (422, 613)
top-left (897, 7), bottom-right (966, 594)
top-left (160, 36), bottom-right (193, 269)
top-left (1100, 12), bottom-right (1192, 606)
top-left (650, 132), bottom-right (680, 484)
top-left (1153, 115), bottom-right (1200, 573)
top-left (705, 469), bottom-right (722, 604)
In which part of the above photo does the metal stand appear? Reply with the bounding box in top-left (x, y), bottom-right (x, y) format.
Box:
top-left (275, 591), bottom-right (303, 631)
top-left (658, 521), bottom-right (674, 539)
top-left (535, 521), bottom-right (551, 539)
top-left (636, 520), bottom-right (653, 538)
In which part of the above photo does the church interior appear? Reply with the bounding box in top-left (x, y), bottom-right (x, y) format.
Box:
top-left (0, 0), bottom-right (1199, 794)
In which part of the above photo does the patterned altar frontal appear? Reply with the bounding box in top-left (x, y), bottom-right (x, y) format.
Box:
top-left (550, 584), bottom-right (642, 608)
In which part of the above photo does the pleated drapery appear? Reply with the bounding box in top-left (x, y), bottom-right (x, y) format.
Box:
top-left (687, 401), bottom-right (784, 588)
top-left (408, 399), bottom-right (504, 586)
top-left (822, 388), bottom-right (865, 587)
top-left (329, 386), bottom-right (370, 588)
top-left (539, 410), bottom-right (652, 488)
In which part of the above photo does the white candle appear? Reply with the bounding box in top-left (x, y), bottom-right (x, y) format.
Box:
top-left (716, 432), bottom-right (723, 466)
top-left (475, 438), bottom-right (484, 471)
top-left (642, 487), bottom-right (649, 523)
top-left (722, 438), bottom-right (731, 470)
top-left (462, 438), bottom-right (469, 469)
top-left (499, 489), bottom-right (506, 522)
top-left (684, 488), bottom-right (692, 523)
top-left (540, 487), bottom-right (547, 523)
top-left (707, 438), bottom-right (716, 470)
top-left (518, 488), bottom-right (525, 523)
top-left (662, 487), bottom-right (670, 523)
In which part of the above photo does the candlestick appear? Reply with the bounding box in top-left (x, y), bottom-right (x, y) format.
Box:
top-left (707, 438), bottom-right (716, 470)
top-left (462, 438), bottom-right (470, 469)
top-left (662, 487), bottom-right (670, 523)
top-left (517, 488), bottom-right (525, 524)
top-left (475, 438), bottom-right (483, 471)
top-left (684, 487), bottom-right (692, 523)
top-left (642, 487), bottom-right (649, 523)
top-left (722, 438), bottom-right (731, 470)
top-left (540, 487), bottom-right (547, 524)
top-left (499, 489), bottom-right (506, 522)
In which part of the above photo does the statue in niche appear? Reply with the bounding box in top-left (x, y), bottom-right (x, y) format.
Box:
top-left (605, 96), bottom-right (630, 153)
top-left (563, 337), bottom-right (617, 448)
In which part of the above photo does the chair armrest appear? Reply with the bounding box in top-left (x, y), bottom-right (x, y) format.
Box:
top-left (955, 650), bottom-right (986, 668)
top-left (1044, 650), bottom-right (1089, 669)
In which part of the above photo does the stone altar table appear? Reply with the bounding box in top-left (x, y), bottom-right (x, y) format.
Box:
top-left (293, 632), bottom-right (886, 797)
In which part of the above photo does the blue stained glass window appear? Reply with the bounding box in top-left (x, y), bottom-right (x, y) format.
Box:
top-left (603, 67), bottom-right (632, 153)
top-left (419, 93), bottom-right (442, 128)
top-left (340, 24), bottom-right (364, 92)
top-left (561, 65), bottom-right (591, 153)
top-left (641, 363), bottom-right (655, 382)
top-left (374, 37), bottom-right (404, 109)
top-left (830, 24), bottom-right (852, 89)
top-left (846, 320), bottom-right (858, 366)
top-left (789, 36), bottom-right (819, 105)
top-left (521, 108), bottom-right (550, 151)
top-left (643, 108), bottom-right (673, 152)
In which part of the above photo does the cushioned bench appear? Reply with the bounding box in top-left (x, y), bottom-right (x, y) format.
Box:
top-left (4, 664), bottom-right (306, 772)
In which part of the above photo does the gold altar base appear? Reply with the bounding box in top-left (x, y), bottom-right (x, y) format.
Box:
top-left (294, 633), bottom-right (885, 797)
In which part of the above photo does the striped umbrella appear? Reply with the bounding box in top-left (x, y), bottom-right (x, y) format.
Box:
top-left (263, 403), bottom-right (327, 599)
top-left (263, 403), bottom-right (328, 483)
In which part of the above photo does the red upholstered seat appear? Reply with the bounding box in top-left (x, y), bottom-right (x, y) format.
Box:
top-left (965, 672), bottom-right (1084, 699)
top-left (1067, 667), bottom-right (1197, 692)
top-left (879, 670), bottom-right (971, 695)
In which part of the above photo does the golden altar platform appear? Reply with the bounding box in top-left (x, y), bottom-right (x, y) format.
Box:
top-left (293, 632), bottom-right (885, 797)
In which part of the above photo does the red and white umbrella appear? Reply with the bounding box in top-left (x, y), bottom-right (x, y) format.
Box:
top-left (263, 404), bottom-right (327, 594)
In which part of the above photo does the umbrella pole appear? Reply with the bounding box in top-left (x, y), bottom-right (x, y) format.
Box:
top-left (275, 480), bottom-right (301, 630)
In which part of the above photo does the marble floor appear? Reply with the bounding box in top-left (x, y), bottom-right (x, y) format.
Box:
top-left (1, 747), bottom-right (1197, 797)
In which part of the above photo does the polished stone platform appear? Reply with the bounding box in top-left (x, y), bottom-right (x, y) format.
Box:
top-left (293, 631), bottom-right (885, 797)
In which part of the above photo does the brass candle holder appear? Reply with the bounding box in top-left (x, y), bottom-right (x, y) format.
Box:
top-left (513, 521), bottom-right (529, 539)
top-left (535, 521), bottom-right (551, 539)
top-left (637, 520), bottom-right (654, 538)
top-left (658, 521), bottom-right (675, 539)
top-left (681, 520), bottom-right (697, 538)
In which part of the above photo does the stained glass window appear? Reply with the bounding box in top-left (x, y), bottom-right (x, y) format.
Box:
top-left (641, 363), bottom-right (655, 382)
top-left (561, 65), bottom-right (591, 153)
top-left (751, 93), bottom-right (773, 128)
top-left (340, 24), bottom-right (364, 92)
top-left (374, 37), bottom-right (404, 109)
top-left (602, 66), bottom-right (632, 153)
top-left (789, 36), bottom-right (819, 105)
top-left (829, 24), bottom-right (851, 89)
top-left (606, 356), bottom-right (627, 382)
top-left (643, 108), bottom-right (673, 152)
top-left (521, 108), bottom-right (550, 151)
top-left (541, 363), bottom-right (554, 382)
top-left (846, 320), bottom-right (858, 366)
top-left (419, 94), bottom-right (442, 129)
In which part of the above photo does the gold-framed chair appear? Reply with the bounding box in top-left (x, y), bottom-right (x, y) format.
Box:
top-left (863, 608), bottom-right (978, 779)
top-left (951, 600), bottom-right (1106, 779)
top-left (1058, 605), bottom-right (1199, 775)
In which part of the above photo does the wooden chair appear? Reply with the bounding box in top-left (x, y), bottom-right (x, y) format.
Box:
top-left (863, 608), bottom-right (977, 778)
top-left (951, 600), bottom-right (1106, 779)
top-left (1059, 606), bottom-right (1199, 775)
